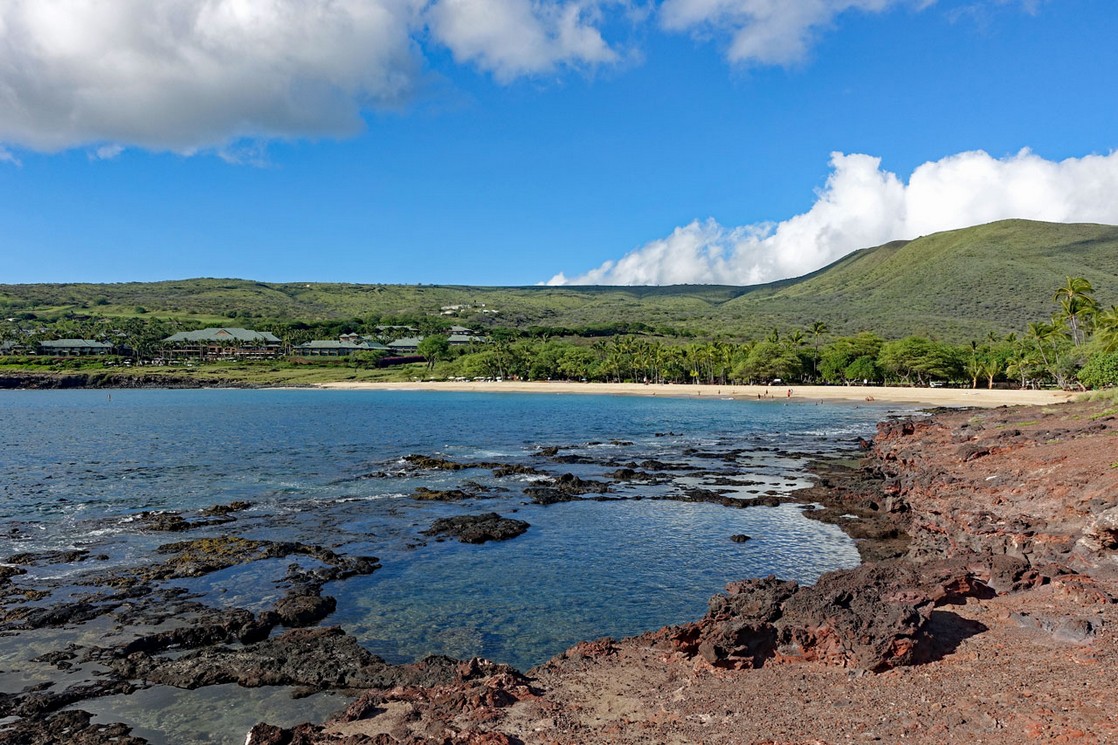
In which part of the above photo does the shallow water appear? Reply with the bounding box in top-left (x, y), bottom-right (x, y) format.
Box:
top-left (0, 389), bottom-right (907, 743)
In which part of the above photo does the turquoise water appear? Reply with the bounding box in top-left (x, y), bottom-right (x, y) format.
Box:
top-left (1, 389), bottom-right (903, 743)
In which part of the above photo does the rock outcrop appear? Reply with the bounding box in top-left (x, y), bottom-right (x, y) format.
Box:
top-left (423, 513), bottom-right (531, 544)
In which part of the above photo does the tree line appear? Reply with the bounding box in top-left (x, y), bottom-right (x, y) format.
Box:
top-left (3, 277), bottom-right (1117, 389)
top-left (430, 277), bottom-right (1118, 389)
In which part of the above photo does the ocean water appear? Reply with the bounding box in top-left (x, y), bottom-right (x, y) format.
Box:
top-left (0, 389), bottom-right (904, 743)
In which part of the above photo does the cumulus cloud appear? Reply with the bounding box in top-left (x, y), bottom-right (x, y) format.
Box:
top-left (659, 0), bottom-right (912, 65)
top-left (0, 0), bottom-right (425, 153)
top-left (426, 0), bottom-right (618, 81)
top-left (0, 0), bottom-right (629, 154)
top-left (547, 149), bottom-right (1118, 286)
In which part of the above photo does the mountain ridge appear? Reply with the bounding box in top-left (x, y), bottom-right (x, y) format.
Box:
top-left (3, 219), bottom-right (1116, 342)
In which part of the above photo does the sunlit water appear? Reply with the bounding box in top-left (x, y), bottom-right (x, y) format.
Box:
top-left (0, 389), bottom-right (907, 744)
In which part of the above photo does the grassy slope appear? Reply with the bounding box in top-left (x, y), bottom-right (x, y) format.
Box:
top-left (2, 220), bottom-right (1117, 342)
top-left (719, 220), bottom-right (1118, 339)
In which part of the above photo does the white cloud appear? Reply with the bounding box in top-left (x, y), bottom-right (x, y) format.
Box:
top-left (426, 0), bottom-right (619, 81)
top-left (659, 0), bottom-right (910, 65)
top-left (548, 149), bottom-right (1118, 286)
top-left (92, 144), bottom-right (124, 161)
top-left (0, 146), bottom-right (20, 166)
top-left (0, 0), bottom-right (628, 154)
top-left (0, 0), bottom-right (425, 153)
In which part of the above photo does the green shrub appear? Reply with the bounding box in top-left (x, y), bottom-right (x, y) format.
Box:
top-left (1078, 352), bottom-right (1118, 389)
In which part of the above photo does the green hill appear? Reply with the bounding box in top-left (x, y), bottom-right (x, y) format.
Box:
top-left (721, 220), bottom-right (1118, 339)
top-left (2, 219), bottom-right (1116, 342)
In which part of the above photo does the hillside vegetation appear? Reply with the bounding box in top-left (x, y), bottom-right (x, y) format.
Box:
top-left (2, 220), bottom-right (1116, 341)
top-left (727, 220), bottom-right (1118, 338)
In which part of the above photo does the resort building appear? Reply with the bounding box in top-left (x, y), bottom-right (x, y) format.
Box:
top-left (387, 336), bottom-right (422, 353)
top-left (162, 328), bottom-right (282, 361)
top-left (447, 333), bottom-right (486, 347)
top-left (36, 339), bottom-right (115, 356)
top-left (293, 339), bottom-right (391, 357)
top-left (0, 341), bottom-right (24, 355)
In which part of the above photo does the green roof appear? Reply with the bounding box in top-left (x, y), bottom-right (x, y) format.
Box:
top-left (295, 340), bottom-right (390, 351)
top-left (38, 339), bottom-right (113, 349)
top-left (164, 327), bottom-right (281, 344)
top-left (447, 333), bottom-right (484, 344)
top-left (387, 336), bottom-right (422, 348)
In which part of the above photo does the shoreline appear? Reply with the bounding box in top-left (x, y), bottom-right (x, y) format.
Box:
top-left (248, 397), bottom-right (1118, 744)
top-left (0, 370), bottom-right (1082, 408)
top-left (4, 392), bottom-right (1114, 743)
top-left (314, 380), bottom-right (1077, 408)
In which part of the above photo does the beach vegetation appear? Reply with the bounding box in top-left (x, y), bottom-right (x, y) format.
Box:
top-left (1078, 353), bottom-right (1118, 390)
top-left (844, 355), bottom-right (882, 384)
top-left (417, 334), bottom-right (451, 370)
top-left (818, 333), bottom-right (884, 384)
top-left (1052, 276), bottom-right (1098, 347)
top-left (878, 337), bottom-right (965, 387)
top-left (734, 340), bottom-right (803, 384)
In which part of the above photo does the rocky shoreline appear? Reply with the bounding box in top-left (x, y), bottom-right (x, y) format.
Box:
top-left (2, 399), bottom-right (1116, 744)
top-left (243, 399), bottom-right (1118, 744)
top-left (0, 372), bottom-right (260, 390)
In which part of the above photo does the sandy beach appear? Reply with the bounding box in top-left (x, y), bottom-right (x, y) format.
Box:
top-left (315, 380), bottom-right (1077, 408)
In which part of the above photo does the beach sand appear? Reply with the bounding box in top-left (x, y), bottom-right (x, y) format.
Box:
top-left (314, 380), bottom-right (1077, 408)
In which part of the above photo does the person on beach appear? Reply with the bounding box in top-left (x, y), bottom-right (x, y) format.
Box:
top-left (786, 388), bottom-right (792, 398)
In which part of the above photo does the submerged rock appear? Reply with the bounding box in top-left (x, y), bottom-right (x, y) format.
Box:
top-left (422, 513), bottom-right (530, 544)
top-left (6, 549), bottom-right (93, 566)
top-left (404, 454), bottom-right (545, 479)
top-left (199, 500), bottom-right (253, 517)
top-left (602, 467), bottom-right (664, 483)
top-left (524, 473), bottom-right (610, 505)
top-left (0, 708), bottom-right (147, 745)
top-left (404, 454), bottom-right (471, 471)
top-left (135, 511), bottom-right (195, 532)
top-left (411, 486), bottom-right (480, 502)
top-left (118, 626), bottom-right (461, 692)
top-left (248, 657), bottom-right (535, 745)
top-left (273, 592), bottom-right (337, 628)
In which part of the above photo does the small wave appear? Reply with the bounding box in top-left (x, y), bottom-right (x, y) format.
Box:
top-left (86, 525), bottom-right (127, 538)
top-left (333, 493), bottom-right (407, 504)
top-left (509, 474), bottom-right (552, 483)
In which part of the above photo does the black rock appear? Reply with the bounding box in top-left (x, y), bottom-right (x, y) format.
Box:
top-left (422, 513), bottom-right (530, 544)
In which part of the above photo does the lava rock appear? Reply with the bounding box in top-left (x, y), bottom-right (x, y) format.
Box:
top-left (422, 513), bottom-right (530, 544)
top-left (411, 486), bottom-right (478, 501)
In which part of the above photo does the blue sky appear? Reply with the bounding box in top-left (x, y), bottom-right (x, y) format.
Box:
top-left (1, 0), bottom-right (1117, 286)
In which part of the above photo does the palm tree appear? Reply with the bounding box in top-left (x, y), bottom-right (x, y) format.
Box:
top-left (1025, 321), bottom-right (1057, 369)
top-left (808, 321), bottom-right (829, 381)
top-left (1052, 276), bottom-right (1098, 347)
top-left (980, 356), bottom-right (1002, 389)
top-left (1094, 305), bottom-right (1118, 354)
top-left (965, 341), bottom-right (982, 389)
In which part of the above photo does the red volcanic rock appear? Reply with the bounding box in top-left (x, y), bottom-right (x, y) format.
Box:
top-left (664, 559), bottom-right (995, 673)
top-left (873, 405), bottom-right (1118, 577)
